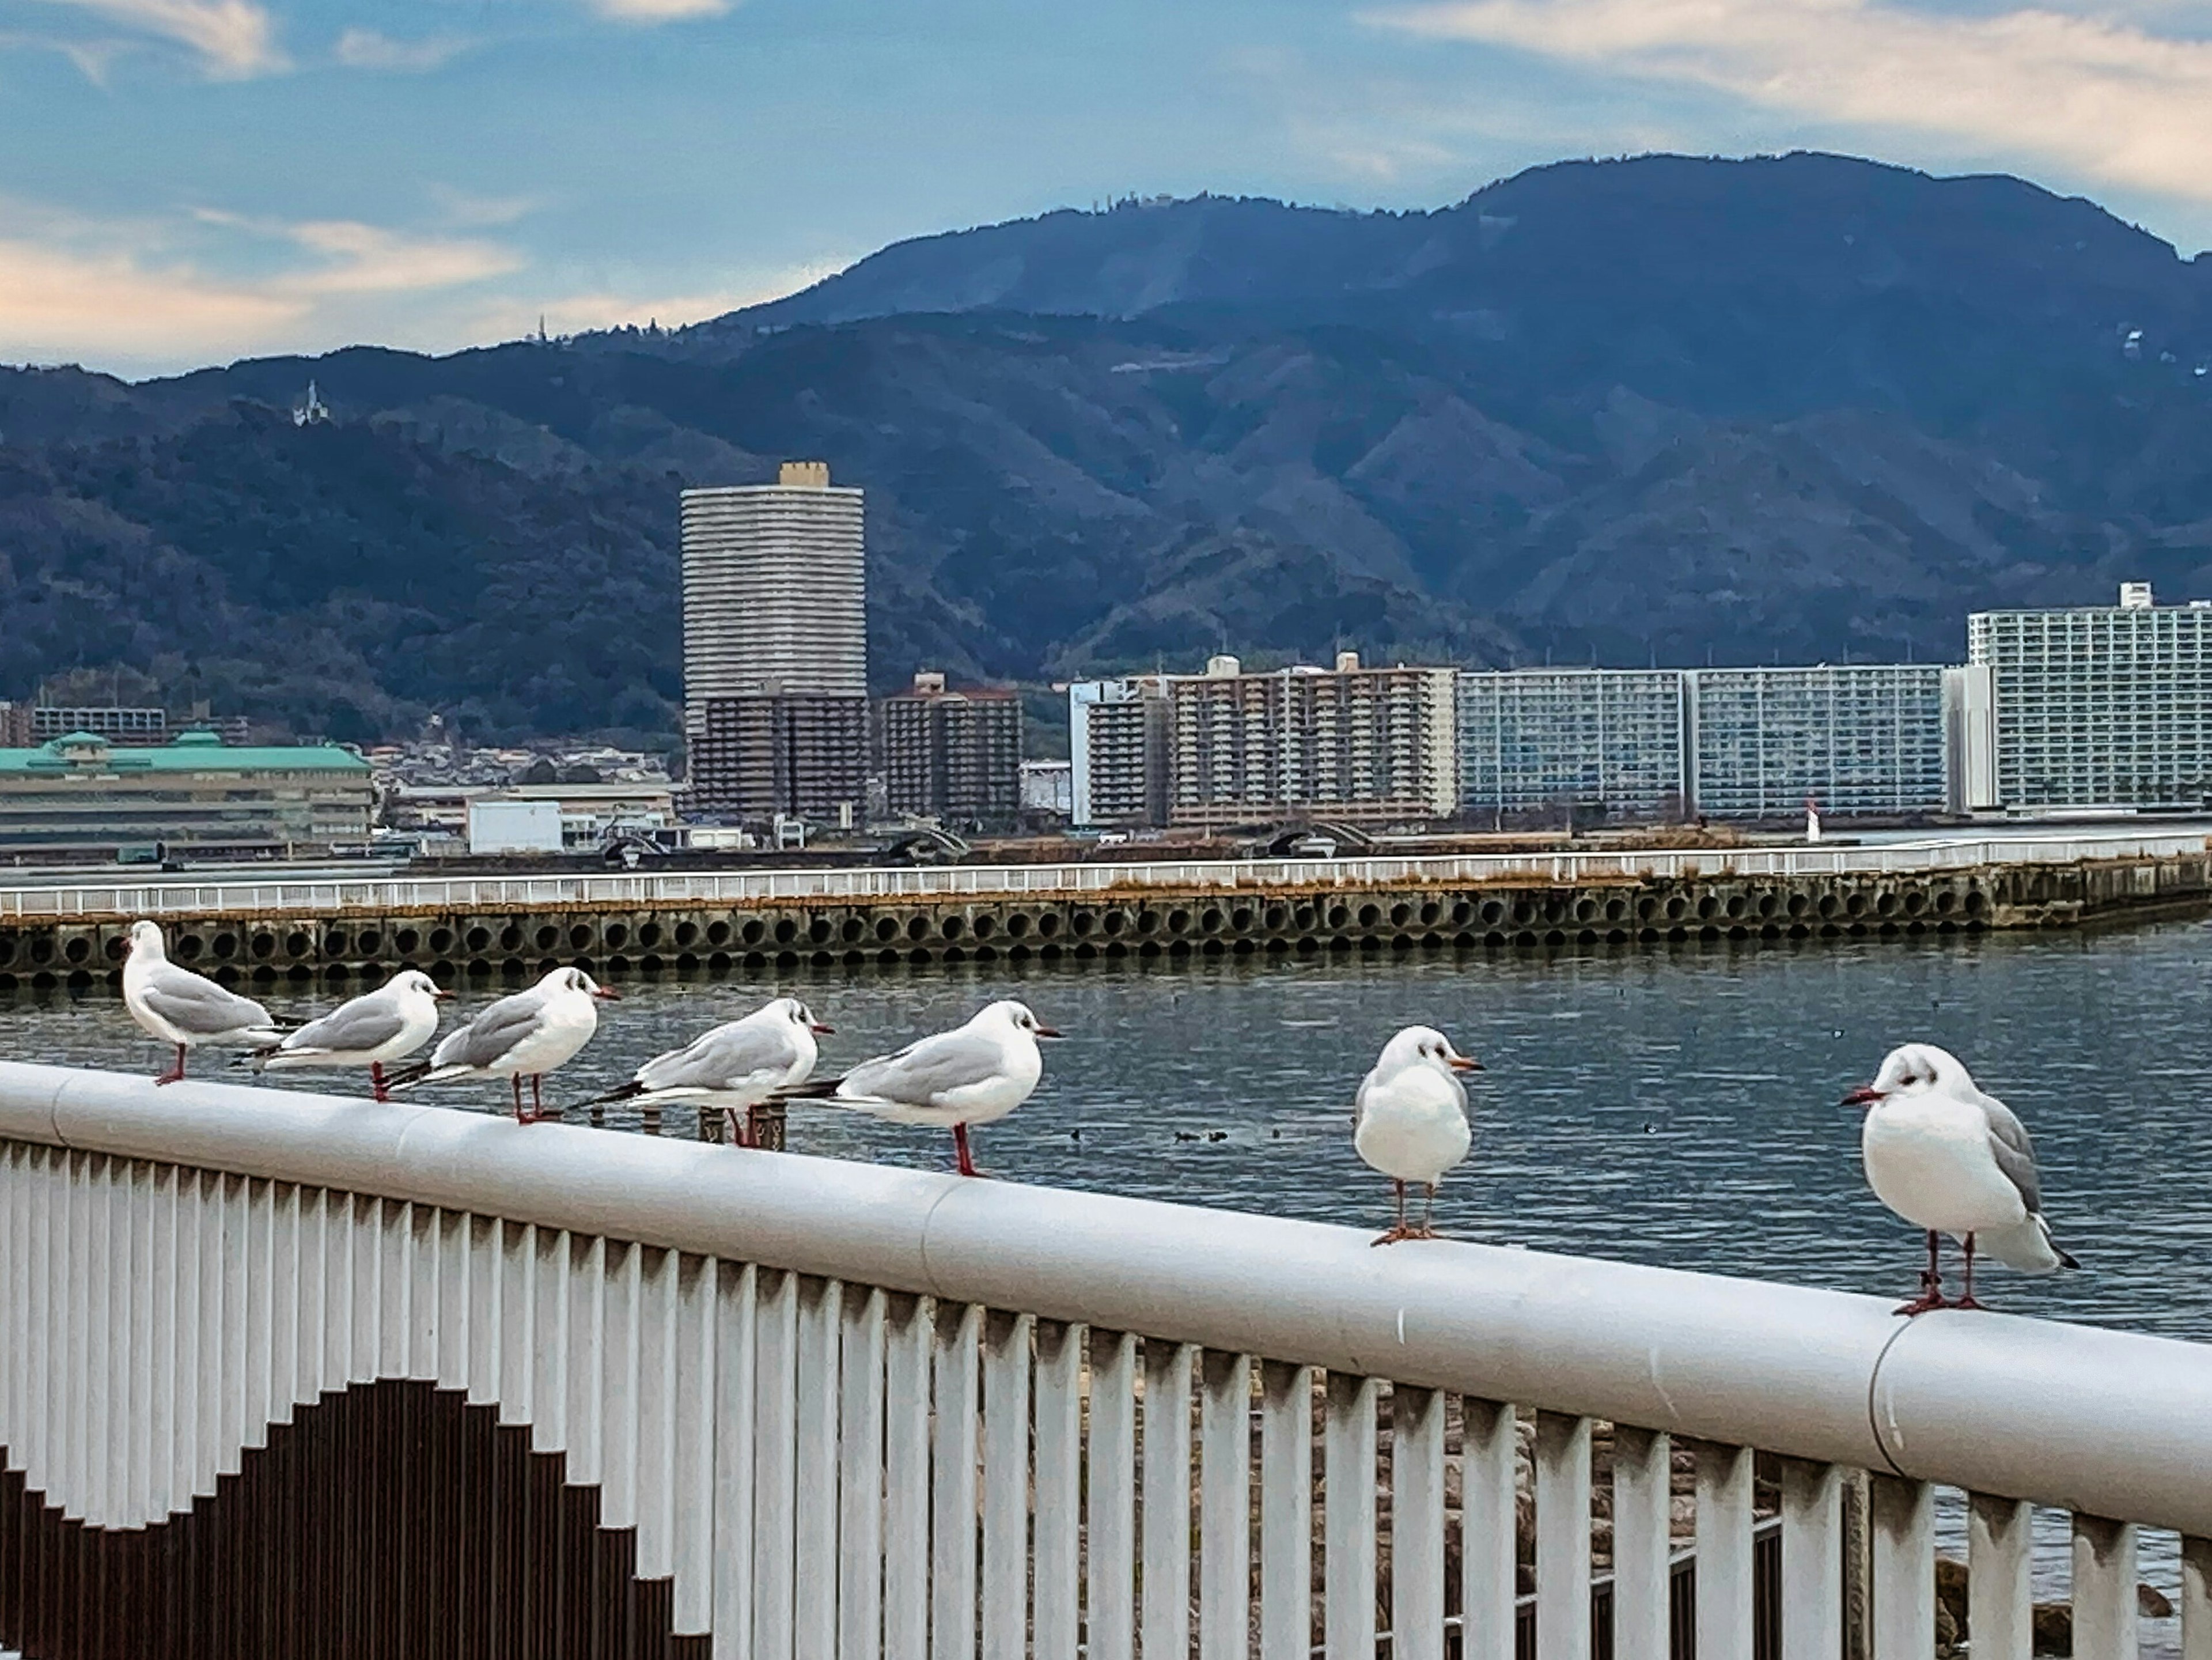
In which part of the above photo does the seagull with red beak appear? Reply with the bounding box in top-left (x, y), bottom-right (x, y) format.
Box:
top-left (571, 995), bottom-right (834, 1143)
top-left (1845, 1042), bottom-right (2078, 1314)
top-left (385, 966), bottom-right (619, 1123)
top-left (1354, 1025), bottom-right (1483, 1245)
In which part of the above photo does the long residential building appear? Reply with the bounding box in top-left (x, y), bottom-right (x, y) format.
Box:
top-left (1969, 583), bottom-right (2212, 809)
top-left (679, 462), bottom-right (868, 821)
top-left (1166, 654), bottom-right (1459, 829)
top-left (1458, 668), bottom-right (1685, 820)
top-left (0, 730), bottom-right (374, 860)
top-left (1684, 664), bottom-right (1953, 819)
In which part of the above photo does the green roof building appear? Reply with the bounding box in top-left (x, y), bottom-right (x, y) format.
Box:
top-left (0, 729), bottom-right (376, 861)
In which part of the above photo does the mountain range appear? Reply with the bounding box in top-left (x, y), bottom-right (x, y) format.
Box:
top-left (6, 150), bottom-right (2212, 742)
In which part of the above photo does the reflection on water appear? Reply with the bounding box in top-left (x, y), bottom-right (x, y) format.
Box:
top-left (9, 922), bottom-right (2212, 1614)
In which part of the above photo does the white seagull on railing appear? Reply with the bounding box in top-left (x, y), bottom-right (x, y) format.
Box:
top-left (776, 999), bottom-right (1060, 1176)
top-left (122, 920), bottom-right (286, 1084)
top-left (248, 970), bottom-right (451, 1100)
top-left (1844, 1042), bottom-right (2079, 1314)
top-left (385, 966), bottom-right (618, 1122)
top-left (1354, 1024), bottom-right (1482, 1245)
top-left (572, 995), bottom-right (832, 1143)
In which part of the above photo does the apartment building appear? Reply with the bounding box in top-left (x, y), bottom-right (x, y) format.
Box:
top-left (1684, 664), bottom-right (1951, 819)
top-left (1457, 668), bottom-right (1685, 820)
top-left (878, 672), bottom-right (1024, 828)
top-left (1069, 678), bottom-right (1171, 827)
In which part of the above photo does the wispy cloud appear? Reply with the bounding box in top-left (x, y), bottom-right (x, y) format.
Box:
top-left (1372, 0), bottom-right (2212, 202)
top-left (587, 0), bottom-right (732, 22)
top-left (31, 0), bottom-right (285, 76)
top-left (332, 27), bottom-right (469, 71)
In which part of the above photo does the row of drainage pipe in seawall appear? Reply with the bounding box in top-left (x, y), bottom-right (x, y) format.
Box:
top-left (0, 880), bottom-right (1992, 992)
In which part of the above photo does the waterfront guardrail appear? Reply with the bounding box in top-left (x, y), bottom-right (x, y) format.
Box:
top-left (1, 830), bottom-right (2205, 923)
top-left (2, 1060), bottom-right (2207, 1659)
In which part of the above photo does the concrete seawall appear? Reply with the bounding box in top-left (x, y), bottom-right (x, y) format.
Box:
top-left (3, 850), bottom-right (2207, 991)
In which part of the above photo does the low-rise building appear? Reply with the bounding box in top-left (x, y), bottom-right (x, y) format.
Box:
top-left (388, 781), bottom-right (679, 849)
top-left (878, 671), bottom-right (1024, 828)
top-left (1167, 653), bottom-right (1459, 829)
top-left (0, 731), bottom-right (374, 861)
top-left (1018, 759), bottom-right (1073, 818)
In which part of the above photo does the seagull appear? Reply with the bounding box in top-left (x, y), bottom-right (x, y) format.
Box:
top-left (385, 967), bottom-right (618, 1122)
top-left (248, 970), bottom-right (450, 1101)
top-left (1353, 1025), bottom-right (1482, 1245)
top-left (571, 995), bottom-right (832, 1143)
top-left (122, 919), bottom-right (285, 1085)
top-left (777, 999), bottom-right (1061, 1176)
top-left (1844, 1042), bottom-right (2080, 1314)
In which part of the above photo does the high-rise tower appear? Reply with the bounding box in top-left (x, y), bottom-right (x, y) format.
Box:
top-left (680, 462), bottom-right (869, 820)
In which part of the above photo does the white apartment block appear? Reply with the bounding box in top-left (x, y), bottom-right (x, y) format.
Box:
top-left (1167, 654), bottom-right (1458, 829)
top-left (1457, 669), bottom-right (1685, 820)
top-left (1969, 583), bottom-right (2212, 808)
top-left (1685, 664), bottom-right (1951, 819)
top-left (1069, 678), bottom-right (1171, 827)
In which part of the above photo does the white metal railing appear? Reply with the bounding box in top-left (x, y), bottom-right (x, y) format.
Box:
top-left (1, 830), bottom-right (2205, 922)
top-left (4, 1061), bottom-right (2212, 1659)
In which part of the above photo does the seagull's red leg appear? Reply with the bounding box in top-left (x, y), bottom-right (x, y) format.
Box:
top-left (531, 1075), bottom-right (545, 1121)
top-left (1416, 1182), bottom-right (1441, 1240)
top-left (1373, 1180), bottom-right (1414, 1246)
top-left (155, 1043), bottom-right (187, 1086)
top-left (511, 1075), bottom-right (527, 1123)
top-left (1955, 1234), bottom-right (1986, 1310)
top-left (952, 1124), bottom-right (982, 1178)
top-left (370, 1063), bottom-right (388, 1103)
top-left (1893, 1229), bottom-right (1950, 1315)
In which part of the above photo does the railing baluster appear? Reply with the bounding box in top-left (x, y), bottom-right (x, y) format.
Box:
top-left (982, 1310), bottom-right (1033, 1660)
top-left (404, 1200), bottom-right (437, 1384)
top-left (713, 1263), bottom-right (759, 1660)
top-left (85, 1156), bottom-right (115, 1522)
top-left (1393, 1383), bottom-right (1448, 1660)
top-left (1144, 1341), bottom-right (1196, 1660)
top-left (838, 1287), bottom-right (888, 1660)
top-left (1259, 1361), bottom-right (1314, 1659)
top-left (1967, 1493), bottom-right (2032, 1660)
top-left (269, 1182), bottom-right (300, 1428)
top-left (933, 1300), bottom-right (983, 1660)
top-left (1697, 1441), bottom-right (1757, 1660)
top-left (1463, 1397), bottom-right (1519, 1660)
top-left (1536, 1412), bottom-right (1593, 1660)
top-left (1199, 1350), bottom-right (1253, 1660)
top-left (1613, 1426), bottom-right (1673, 1660)
top-left (2183, 1536), bottom-right (2212, 1660)
top-left (636, 1245), bottom-right (680, 1596)
top-left (883, 1294), bottom-right (931, 1660)
top-left (566, 1233), bottom-right (607, 1489)
top-left (1779, 1459), bottom-right (1842, 1660)
top-left (794, 1277), bottom-right (843, 1660)
top-left (349, 1190), bottom-right (378, 1388)
top-left (377, 1194), bottom-right (408, 1385)
top-left (200, 1170), bottom-right (229, 1495)
top-left (2071, 1515), bottom-right (2141, 1660)
top-left (463, 1213), bottom-right (496, 1407)
top-left (754, 1268), bottom-right (800, 1660)
top-left (1087, 1329), bottom-right (1140, 1660)
top-left (1032, 1319), bottom-right (1083, 1660)
top-left (64, 1151), bottom-right (90, 1511)
top-left (1325, 1371), bottom-right (1379, 1660)
top-left (600, 1239), bottom-right (643, 1540)
top-left (675, 1253), bottom-right (720, 1640)
top-left (128, 1160), bottom-right (158, 1525)
top-left (1869, 1475), bottom-right (1933, 1660)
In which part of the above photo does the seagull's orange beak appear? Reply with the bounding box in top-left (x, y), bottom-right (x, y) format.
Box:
top-left (1841, 1084), bottom-right (1881, 1107)
top-left (1447, 1054), bottom-right (1483, 1072)
top-left (593, 986), bottom-right (621, 1001)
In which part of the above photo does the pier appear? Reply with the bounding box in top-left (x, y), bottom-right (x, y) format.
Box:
top-left (0, 831), bottom-right (2208, 990)
top-left (3, 1062), bottom-right (2211, 1658)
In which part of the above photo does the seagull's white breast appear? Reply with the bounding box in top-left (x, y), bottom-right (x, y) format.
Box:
top-left (491, 990), bottom-right (600, 1078)
top-left (1354, 1064), bottom-right (1471, 1185)
top-left (1861, 1092), bottom-right (2028, 1235)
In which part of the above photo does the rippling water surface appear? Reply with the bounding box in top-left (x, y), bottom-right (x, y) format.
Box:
top-left (9, 922), bottom-right (2211, 1612)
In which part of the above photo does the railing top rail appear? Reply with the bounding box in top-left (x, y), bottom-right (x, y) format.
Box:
top-left (3, 1060), bottom-right (2207, 1534)
top-left (0, 829), bottom-right (2204, 919)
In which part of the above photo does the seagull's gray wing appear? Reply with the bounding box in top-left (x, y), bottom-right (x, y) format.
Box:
top-left (639, 1020), bottom-right (803, 1094)
top-left (1977, 1092), bottom-right (2044, 1212)
top-left (432, 993), bottom-right (547, 1071)
top-left (141, 965), bottom-right (277, 1037)
top-left (283, 993), bottom-right (408, 1056)
top-left (842, 1028), bottom-right (1005, 1108)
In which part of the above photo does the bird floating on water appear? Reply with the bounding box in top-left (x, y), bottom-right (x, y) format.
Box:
top-left (123, 920), bottom-right (285, 1084)
top-left (249, 970), bottom-right (449, 1099)
top-left (1354, 1025), bottom-right (1482, 1245)
top-left (386, 966), bottom-right (618, 1122)
top-left (777, 999), bottom-right (1060, 1176)
top-left (573, 995), bottom-right (830, 1143)
top-left (1844, 1042), bottom-right (2078, 1314)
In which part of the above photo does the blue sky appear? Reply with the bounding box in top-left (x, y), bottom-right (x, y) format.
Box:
top-left (9, 0), bottom-right (2212, 376)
